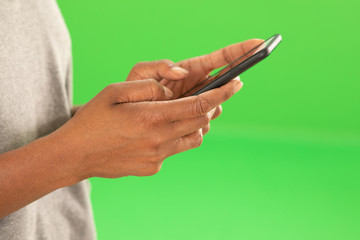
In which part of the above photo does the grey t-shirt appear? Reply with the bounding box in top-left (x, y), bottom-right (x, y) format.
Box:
top-left (0, 0), bottom-right (96, 239)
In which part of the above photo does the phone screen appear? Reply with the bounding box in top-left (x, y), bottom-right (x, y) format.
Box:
top-left (181, 35), bottom-right (278, 97)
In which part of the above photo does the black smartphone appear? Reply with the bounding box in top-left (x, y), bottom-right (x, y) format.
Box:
top-left (182, 34), bottom-right (282, 96)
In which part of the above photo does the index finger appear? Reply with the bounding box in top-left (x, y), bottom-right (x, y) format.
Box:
top-left (156, 78), bottom-right (243, 121)
top-left (199, 39), bottom-right (264, 73)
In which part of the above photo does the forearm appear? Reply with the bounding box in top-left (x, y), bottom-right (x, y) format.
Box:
top-left (0, 133), bottom-right (81, 218)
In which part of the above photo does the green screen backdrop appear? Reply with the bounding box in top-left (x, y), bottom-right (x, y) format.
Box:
top-left (57, 0), bottom-right (360, 239)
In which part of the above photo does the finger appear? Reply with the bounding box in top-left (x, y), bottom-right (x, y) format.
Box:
top-left (197, 39), bottom-right (264, 73)
top-left (106, 79), bottom-right (173, 103)
top-left (211, 105), bottom-right (222, 120)
top-left (168, 110), bottom-right (214, 139)
top-left (170, 129), bottom-right (204, 155)
top-left (127, 59), bottom-right (189, 82)
top-left (156, 78), bottom-right (243, 121)
top-left (202, 124), bottom-right (210, 135)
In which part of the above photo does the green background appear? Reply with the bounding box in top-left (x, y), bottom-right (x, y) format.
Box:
top-left (57, 0), bottom-right (360, 239)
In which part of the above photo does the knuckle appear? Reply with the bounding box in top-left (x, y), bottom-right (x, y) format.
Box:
top-left (152, 135), bottom-right (164, 148)
top-left (192, 96), bottom-right (212, 115)
top-left (104, 83), bottom-right (118, 92)
top-left (138, 110), bottom-right (155, 127)
top-left (157, 59), bottom-right (174, 67)
top-left (103, 83), bottom-right (123, 101)
top-left (147, 154), bottom-right (160, 164)
top-left (222, 89), bottom-right (232, 102)
top-left (198, 114), bottom-right (211, 127)
top-left (152, 110), bottom-right (166, 126)
top-left (133, 61), bottom-right (147, 69)
top-left (148, 149), bottom-right (167, 165)
top-left (149, 136), bottom-right (164, 154)
top-left (146, 164), bottom-right (162, 176)
top-left (129, 62), bottom-right (148, 79)
top-left (147, 78), bottom-right (159, 88)
top-left (147, 79), bottom-right (163, 97)
top-left (202, 124), bottom-right (211, 135)
top-left (140, 108), bottom-right (167, 128)
top-left (148, 110), bottom-right (171, 126)
top-left (193, 132), bottom-right (204, 148)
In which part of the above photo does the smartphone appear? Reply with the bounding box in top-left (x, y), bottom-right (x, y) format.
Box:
top-left (183, 34), bottom-right (282, 96)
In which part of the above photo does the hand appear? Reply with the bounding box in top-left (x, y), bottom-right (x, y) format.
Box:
top-left (126, 39), bottom-right (263, 98)
top-left (53, 78), bottom-right (242, 179)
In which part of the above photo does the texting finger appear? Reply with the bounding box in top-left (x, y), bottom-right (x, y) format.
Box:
top-left (201, 39), bottom-right (264, 73)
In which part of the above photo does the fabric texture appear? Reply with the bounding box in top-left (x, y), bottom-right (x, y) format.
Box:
top-left (0, 0), bottom-right (96, 239)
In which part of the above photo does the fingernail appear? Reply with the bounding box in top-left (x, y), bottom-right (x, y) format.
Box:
top-left (208, 108), bottom-right (216, 118)
top-left (237, 81), bottom-right (244, 91)
top-left (164, 86), bottom-right (174, 99)
top-left (171, 66), bottom-right (189, 76)
top-left (231, 80), bottom-right (243, 94)
top-left (234, 76), bottom-right (240, 81)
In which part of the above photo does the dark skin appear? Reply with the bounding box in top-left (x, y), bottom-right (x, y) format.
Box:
top-left (0, 39), bottom-right (263, 218)
top-left (126, 39), bottom-right (263, 98)
top-left (124, 39), bottom-right (263, 133)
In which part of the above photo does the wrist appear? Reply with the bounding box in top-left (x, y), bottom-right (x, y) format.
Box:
top-left (30, 131), bottom-right (84, 188)
top-left (0, 127), bottom-right (85, 217)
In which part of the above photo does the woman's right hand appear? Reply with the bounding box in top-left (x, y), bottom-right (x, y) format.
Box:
top-left (53, 78), bottom-right (242, 180)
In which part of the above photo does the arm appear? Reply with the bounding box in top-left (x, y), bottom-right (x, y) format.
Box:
top-left (0, 133), bottom-right (79, 218)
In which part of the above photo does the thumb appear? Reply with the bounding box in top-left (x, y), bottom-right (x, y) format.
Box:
top-left (106, 79), bottom-right (174, 104)
top-left (127, 59), bottom-right (189, 82)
